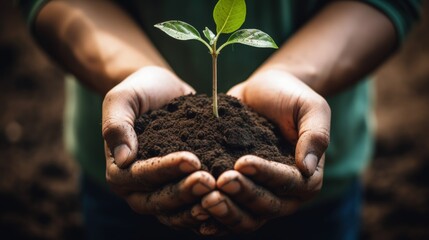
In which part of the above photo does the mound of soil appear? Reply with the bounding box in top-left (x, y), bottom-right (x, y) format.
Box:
top-left (134, 94), bottom-right (294, 177)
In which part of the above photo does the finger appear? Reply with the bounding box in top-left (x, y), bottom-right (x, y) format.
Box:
top-left (201, 191), bottom-right (265, 233)
top-left (125, 171), bottom-right (215, 214)
top-left (107, 151), bottom-right (201, 193)
top-left (238, 71), bottom-right (330, 177)
top-left (235, 155), bottom-right (323, 199)
top-left (156, 204), bottom-right (205, 229)
top-left (190, 204), bottom-right (210, 221)
top-left (294, 95), bottom-right (330, 177)
top-left (226, 82), bottom-right (245, 100)
top-left (217, 170), bottom-right (300, 217)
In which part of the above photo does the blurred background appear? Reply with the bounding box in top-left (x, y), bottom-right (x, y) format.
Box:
top-left (0, 1), bottom-right (428, 239)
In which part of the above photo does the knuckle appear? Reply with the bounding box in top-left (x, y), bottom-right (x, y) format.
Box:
top-left (103, 120), bottom-right (136, 141)
top-left (312, 130), bottom-right (330, 150)
top-left (102, 89), bottom-right (115, 108)
top-left (302, 128), bottom-right (329, 153)
top-left (104, 86), bottom-right (127, 103)
top-left (310, 94), bottom-right (330, 112)
top-left (101, 117), bottom-right (117, 138)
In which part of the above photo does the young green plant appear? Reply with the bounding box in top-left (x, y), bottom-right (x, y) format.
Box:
top-left (155, 0), bottom-right (278, 118)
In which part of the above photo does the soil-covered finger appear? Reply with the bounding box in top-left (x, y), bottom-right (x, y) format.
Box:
top-left (235, 155), bottom-right (323, 199)
top-left (125, 171), bottom-right (214, 214)
top-left (106, 151), bottom-right (201, 192)
top-left (201, 191), bottom-right (265, 233)
top-left (217, 170), bottom-right (300, 217)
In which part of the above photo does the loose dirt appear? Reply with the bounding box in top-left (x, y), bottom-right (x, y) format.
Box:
top-left (135, 94), bottom-right (294, 178)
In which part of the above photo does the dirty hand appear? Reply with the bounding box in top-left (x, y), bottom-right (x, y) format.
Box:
top-left (102, 66), bottom-right (215, 230)
top-left (200, 69), bottom-right (331, 234)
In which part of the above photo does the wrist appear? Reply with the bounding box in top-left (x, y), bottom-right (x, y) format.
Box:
top-left (35, 0), bottom-right (171, 96)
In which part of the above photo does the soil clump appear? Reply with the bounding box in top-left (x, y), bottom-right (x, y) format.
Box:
top-left (135, 94), bottom-right (294, 177)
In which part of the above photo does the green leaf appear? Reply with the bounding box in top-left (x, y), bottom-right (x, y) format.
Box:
top-left (203, 27), bottom-right (216, 45)
top-left (154, 20), bottom-right (202, 41)
top-left (213, 0), bottom-right (246, 34)
top-left (218, 29), bottom-right (278, 53)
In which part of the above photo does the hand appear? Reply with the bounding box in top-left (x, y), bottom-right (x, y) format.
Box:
top-left (106, 151), bottom-right (216, 231)
top-left (102, 66), bottom-right (215, 230)
top-left (200, 69), bottom-right (331, 234)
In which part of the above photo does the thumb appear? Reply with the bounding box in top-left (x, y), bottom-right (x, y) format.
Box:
top-left (295, 130), bottom-right (329, 177)
top-left (102, 66), bottom-right (194, 168)
top-left (102, 87), bottom-right (139, 168)
top-left (226, 82), bottom-right (245, 100)
top-left (295, 98), bottom-right (331, 177)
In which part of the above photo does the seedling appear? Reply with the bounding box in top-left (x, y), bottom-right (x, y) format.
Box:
top-left (155, 0), bottom-right (278, 118)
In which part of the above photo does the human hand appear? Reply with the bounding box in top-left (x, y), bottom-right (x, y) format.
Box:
top-left (200, 69), bottom-right (330, 234)
top-left (102, 66), bottom-right (216, 230)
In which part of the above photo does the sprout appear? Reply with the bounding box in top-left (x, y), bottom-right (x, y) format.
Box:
top-left (155, 0), bottom-right (278, 118)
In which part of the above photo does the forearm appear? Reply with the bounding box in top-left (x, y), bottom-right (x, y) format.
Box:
top-left (34, 0), bottom-right (169, 95)
top-left (257, 1), bottom-right (396, 97)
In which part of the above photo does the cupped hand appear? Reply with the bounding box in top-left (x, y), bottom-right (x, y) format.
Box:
top-left (102, 66), bottom-right (215, 230)
top-left (200, 69), bottom-right (331, 234)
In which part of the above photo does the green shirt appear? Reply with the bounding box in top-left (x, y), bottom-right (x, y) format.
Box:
top-left (21, 0), bottom-right (420, 204)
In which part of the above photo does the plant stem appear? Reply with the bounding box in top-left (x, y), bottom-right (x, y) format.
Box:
top-left (212, 52), bottom-right (219, 118)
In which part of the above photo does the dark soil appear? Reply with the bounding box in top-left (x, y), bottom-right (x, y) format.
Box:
top-left (135, 94), bottom-right (294, 178)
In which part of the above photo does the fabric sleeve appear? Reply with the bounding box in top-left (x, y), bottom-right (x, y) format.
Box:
top-left (361, 0), bottom-right (421, 43)
top-left (15, 0), bottom-right (50, 31)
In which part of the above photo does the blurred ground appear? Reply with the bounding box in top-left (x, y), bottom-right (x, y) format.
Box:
top-left (0, 1), bottom-right (428, 239)
top-left (362, 1), bottom-right (429, 239)
top-left (0, 2), bottom-right (82, 239)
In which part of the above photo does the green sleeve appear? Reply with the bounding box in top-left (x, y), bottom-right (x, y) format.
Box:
top-left (15, 0), bottom-right (50, 31)
top-left (362, 0), bottom-right (421, 42)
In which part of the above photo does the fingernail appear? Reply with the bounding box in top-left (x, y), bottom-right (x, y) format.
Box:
top-left (179, 161), bottom-right (198, 172)
top-left (208, 201), bottom-right (228, 217)
top-left (303, 153), bottom-right (318, 177)
top-left (239, 166), bottom-right (256, 175)
top-left (113, 144), bottom-right (130, 167)
top-left (220, 180), bottom-right (240, 194)
top-left (192, 182), bottom-right (211, 195)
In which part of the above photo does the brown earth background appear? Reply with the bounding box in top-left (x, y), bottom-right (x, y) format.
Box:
top-left (1, 1), bottom-right (428, 239)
